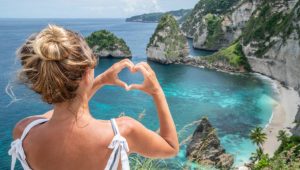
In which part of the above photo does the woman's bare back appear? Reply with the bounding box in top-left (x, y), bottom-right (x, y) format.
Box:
top-left (14, 114), bottom-right (131, 170)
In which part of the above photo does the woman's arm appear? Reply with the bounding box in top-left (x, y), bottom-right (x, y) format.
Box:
top-left (126, 62), bottom-right (179, 158)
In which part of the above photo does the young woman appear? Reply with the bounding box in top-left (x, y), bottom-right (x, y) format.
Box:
top-left (9, 25), bottom-right (178, 170)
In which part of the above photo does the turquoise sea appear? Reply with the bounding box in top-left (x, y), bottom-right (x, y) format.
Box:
top-left (0, 19), bottom-right (277, 169)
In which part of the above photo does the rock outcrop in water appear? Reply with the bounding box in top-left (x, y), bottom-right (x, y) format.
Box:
top-left (181, 0), bottom-right (259, 51)
top-left (86, 30), bottom-right (132, 58)
top-left (146, 14), bottom-right (189, 64)
top-left (186, 117), bottom-right (234, 169)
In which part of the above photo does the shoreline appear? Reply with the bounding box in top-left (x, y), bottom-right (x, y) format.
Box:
top-left (256, 74), bottom-right (300, 157)
top-left (238, 73), bottom-right (300, 169)
top-left (150, 59), bottom-right (299, 167)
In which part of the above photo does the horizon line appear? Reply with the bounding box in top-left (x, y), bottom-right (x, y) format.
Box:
top-left (0, 17), bottom-right (127, 19)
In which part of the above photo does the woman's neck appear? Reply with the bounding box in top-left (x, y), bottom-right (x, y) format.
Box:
top-left (48, 94), bottom-right (93, 126)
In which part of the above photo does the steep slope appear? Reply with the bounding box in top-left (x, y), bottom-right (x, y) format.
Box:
top-left (146, 14), bottom-right (189, 64)
top-left (181, 0), bottom-right (258, 51)
top-left (241, 0), bottom-right (300, 90)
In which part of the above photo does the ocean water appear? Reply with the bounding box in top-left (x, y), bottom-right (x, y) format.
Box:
top-left (0, 19), bottom-right (276, 169)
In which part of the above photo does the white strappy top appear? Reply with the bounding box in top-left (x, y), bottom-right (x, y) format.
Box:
top-left (8, 118), bottom-right (130, 170)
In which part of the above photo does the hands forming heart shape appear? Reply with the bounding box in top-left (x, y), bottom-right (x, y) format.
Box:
top-left (99, 59), bottom-right (163, 96)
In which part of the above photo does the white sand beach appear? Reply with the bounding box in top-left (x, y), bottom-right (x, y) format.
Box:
top-left (262, 80), bottom-right (300, 157)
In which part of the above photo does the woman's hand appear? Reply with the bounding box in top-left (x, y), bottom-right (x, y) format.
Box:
top-left (128, 62), bottom-right (163, 96)
top-left (88, 59), bottom-right (134, 100)
top-left (99, 59), bottom-right (134, 88)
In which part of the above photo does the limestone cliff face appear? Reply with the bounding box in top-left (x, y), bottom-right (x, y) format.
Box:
top-left (186, 117), bottom-right (234, 169)
top-left (188, 0), bottom-right (300, 87)
top-left (146, 14), bottom-right (189, 64)
top-left (241, 0), bottom-right (300, 90)
top-left (86, 30), bottom-right (132, 58)
top-left (181, 0), bottom-right (258, 51)
top-left (240, 0), bottom-right (300, 135)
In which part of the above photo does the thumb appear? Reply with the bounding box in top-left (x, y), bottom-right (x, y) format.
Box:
top-left (128, 84), bottom-right (143, 91)
top-left (115, 79), bottom-right (128, 89)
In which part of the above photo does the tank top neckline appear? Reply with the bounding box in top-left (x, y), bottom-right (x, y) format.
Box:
top-left (8, 118), bottom-right (130, 170)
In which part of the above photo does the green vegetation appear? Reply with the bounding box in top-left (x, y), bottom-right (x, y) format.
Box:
top-left (125, 9), bottom-right (192, 23)
top-left (251, 130), bottom-right (300, 170)
top-left (277, 130), bottom-right (288, 143)
top-left (130, 155), bottom-right (166, 170)
top-left (182, 0), bottom-right (240, 37)
top-left (242, 0), bottom-right (300, 57)
top-left (147, 14), bottom-right (188, 59)
top-left (250, 148), bottom-right (264, 163)
top-left (204, 13), bottom-right (224, 48)
top-left (126, 12), bottom-right (164, 23)
top-left (204, 42), bottom-right (251, 71)
top-left (194, 0), bottom-right (240, 15)
top-left (130, 155), bottom-right (183, 170)
top-left (85, 30), bottom-right (131, 55)
top-left (249, 127), bottom-right (267, 149)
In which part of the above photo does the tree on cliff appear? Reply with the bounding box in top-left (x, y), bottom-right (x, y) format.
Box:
top-left (85, 30), bottom-right (132, 58)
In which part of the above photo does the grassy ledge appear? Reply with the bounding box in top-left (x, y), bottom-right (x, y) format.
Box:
top-left (203, 42), bottom-right (251, 72)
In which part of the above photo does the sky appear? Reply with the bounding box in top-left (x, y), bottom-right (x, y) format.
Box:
top-left (0, 0), bottom-right (199, 18)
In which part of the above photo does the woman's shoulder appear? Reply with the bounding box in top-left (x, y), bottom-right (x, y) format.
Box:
top-left (12, 110), bottom-right (53, 140)
top-left (111, 116), bottom-right (140, 137)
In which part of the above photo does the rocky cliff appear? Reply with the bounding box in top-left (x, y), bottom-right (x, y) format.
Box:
top-left (176, 42), bottom-right (251, 73)
top-left (181, 0), bottom-right (258, 51)
top-left (186, 117), bottom-right (234, 169)
top-left (86, 30), bottom-right (132, 58)
top-left (146, 14), bottom-right (189, 64)
top-left (241, 0), bottom-right (300, 90)
top-left (241, 0), bottom-right (300, 135)
top-left (184, 0), bottom-right (300, 88)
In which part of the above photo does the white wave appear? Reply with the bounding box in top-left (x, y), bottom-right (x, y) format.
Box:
top-left (5, 81), bottom-right (21, 107)
top-left (252, 73), bottom-right (279, 94)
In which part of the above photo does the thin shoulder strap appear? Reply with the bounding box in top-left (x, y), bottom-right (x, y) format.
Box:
top-left (20, 118), bottom-right (49, 141)
top-left (110, 118), bottom-right (120, 135)
top-left (8, 118), bottom-right (49, 170)
top-left (104, 118), bottom-right (130, 170)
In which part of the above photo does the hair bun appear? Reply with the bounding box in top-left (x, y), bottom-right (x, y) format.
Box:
top-left (33, 24), bottom-right (72, 61)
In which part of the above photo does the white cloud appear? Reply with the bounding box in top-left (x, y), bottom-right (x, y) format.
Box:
top-left (0, 0), bottom-right (199, 18)
top-left (122, 0), bottom-right (161, 15)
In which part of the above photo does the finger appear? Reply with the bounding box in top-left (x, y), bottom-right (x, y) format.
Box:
top-left (114, 79), bottom-right (128, 89)
top-left (119, 59), bottom-right (134, 67)
top-left (128, 84), bottom-right (143, 91)
top-left (140, 62), bottom-right (154, 74)
top-left (134, 64), bottom-right (150, 77)
top-left (116, 61), bottom-right (134, 73)
top-left (120, 58), bottom-right (131, 63)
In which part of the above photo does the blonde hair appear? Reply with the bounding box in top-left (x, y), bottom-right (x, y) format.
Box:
top-left (17, 24), bottom-right (97, 104)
